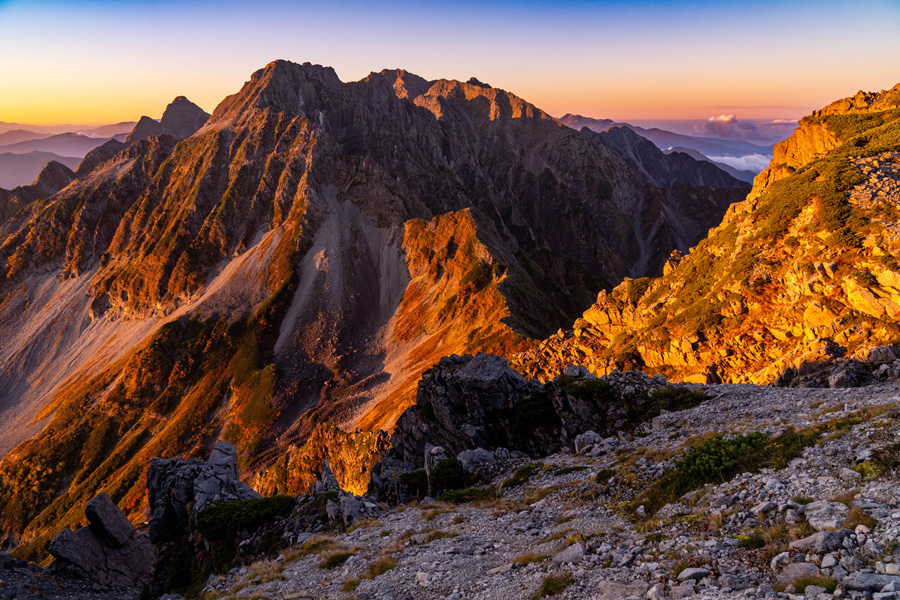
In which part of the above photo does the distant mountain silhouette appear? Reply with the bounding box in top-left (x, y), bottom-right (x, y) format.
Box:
top-left (0, 133), bottom-right (112, 158)
top-left (558, 113), bottom-right (776, 165)
top-left (0, 151), bottom-right (80, 189)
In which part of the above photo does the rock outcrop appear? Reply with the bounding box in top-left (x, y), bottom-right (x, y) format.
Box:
top-left (48, 492), bottom-right (153, 587)
top-left (385, 352), bottom-right (674, 479)
top-left (147, 441), bottom-right (261, 543)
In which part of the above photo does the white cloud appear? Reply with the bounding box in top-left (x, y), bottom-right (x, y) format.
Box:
top-left (708, 153), bottom-right (772, 173)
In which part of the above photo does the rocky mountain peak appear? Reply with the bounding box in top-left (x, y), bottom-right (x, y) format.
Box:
top-left (125, 95), bottom-right (209, 144)
top-left (751, 83), bottom-right (900, 198)
top-left (159, 95), bottom-right (209, 138)
top-left (31, 160), bottom-right (75, 194)
top-left (208, 59), bottom-right (342, 127)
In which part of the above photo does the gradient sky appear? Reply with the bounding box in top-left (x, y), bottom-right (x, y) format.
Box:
top-left (1, 0), bottom-right (898, 126)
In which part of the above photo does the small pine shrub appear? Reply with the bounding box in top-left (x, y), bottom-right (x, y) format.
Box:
top-left (196, 496), bottom-right (295, 541)
top-left (318, 552), bottom-right (354, 569)
top-left (674, 432), bottom-right (770, 494)
top-left (502, 463), bottom-right (541, 488)
top-left (532, 572), bottom-right (574, 599)
top-left (439, 486), bottom-right (495, 504)
top-left (399, 469), bottom-right (428, 497)
top-left (430, 458), bottom-right (466, 494)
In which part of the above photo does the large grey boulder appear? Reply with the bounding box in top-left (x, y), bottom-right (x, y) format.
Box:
top-left (842, 573), bottom-right (900, 592)
top-left (457, 448), bottom-right (495, 474)
top-left (553, 543), bottom-right (584, 565)
top-left (776, 562), bottom-right (821, 587)
top-left (85, 492), bottom-right (135, 548)
top-left (804, 501), bottom-right (849, 531)
top-left (790, 530), bottom-right (851, 553)
top-left (49, 493), bottom-right (154, 587)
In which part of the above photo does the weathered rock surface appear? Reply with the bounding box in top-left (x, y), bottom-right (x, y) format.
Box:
top-left (147, 441), bottom-right (261, 543)
top-left (48, 493), bottom-right (153, 587)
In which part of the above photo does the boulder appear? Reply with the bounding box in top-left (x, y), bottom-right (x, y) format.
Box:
top-left (842, 573), bottom-right (900, 592)
top-left (49, 493), bottom-right (154, 587)
top-left (574, 431), bottom-right (602, 453)
top-left (677, 567), bottom-right (711, 582)
top-left (85, 492), bottom-right (135, 548)
top-left (790, 530), bottom-right (851, 553)
top-left (553, 543), bottom-right (584, 565)
top-left (803, 501), bottom-right (849, 531)
top-left (776, 562), bottom-right (821, 587)
top-left (868, 346), bottom-right (898, 364)
top-left (340, 494), bottom-right (366, 528)
top-left (457, 448), bottom-right (495, 474)
top-left (313, 459), bottom-right (341, 494)
top-left (563, 364), bottom-right (594, 378)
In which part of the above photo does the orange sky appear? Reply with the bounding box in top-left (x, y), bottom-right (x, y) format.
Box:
top-left (1, 0), bottom-right (899, 126)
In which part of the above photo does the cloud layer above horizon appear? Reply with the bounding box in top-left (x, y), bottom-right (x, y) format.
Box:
top-left (1, 0), bottom-right (899, 125)
top-left (696, 115), bottom-right (799, 145)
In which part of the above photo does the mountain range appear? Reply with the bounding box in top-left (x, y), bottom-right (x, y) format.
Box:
top-left (0, 60), bottom-right (750, 559)
top-left (0, 123), bottom-right (137, 189)
top-left (557, 113), bottom-right (774, 183)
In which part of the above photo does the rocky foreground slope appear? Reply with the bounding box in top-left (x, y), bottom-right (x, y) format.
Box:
top-left (513, 83), bottom-right (900, 386)
top-left (0, 60), bottom-right (747, 560)
top-left (5, 353), bottom-right (900, 600)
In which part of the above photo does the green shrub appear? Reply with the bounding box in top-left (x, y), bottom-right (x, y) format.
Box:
top-left (557, 376), bottom-right (615, 404)
top-left (439, 486), bottom-right (496, 504)
top-left (319, 551), bottom-right (354, 569)
top-left (502, 463), bottom-right (542, 488)
top-left (400, 469), bottom-right (428, 497)
top-left (675, 432), bottom-right (770, 493)
top-left (737, 533), bottom-right (765, 549)
top-left (873, 440), bottom-right (900, 474)
top-left (196, 495), bottom-right (295, 541)
top-left (430, 458), bottom-right (466, 494)
top-left (790, 575), bottom-right (837, 593)
top-left (851, 269), bottom-right (878, 287)
top-left (633, 428), bottom-right (818, 516)
top-left (511, 391), bottom-right (561, 436)
top-left (532, 572), bottom-right (574, 598)
top-left (555, 466), bottom-right (588, 476)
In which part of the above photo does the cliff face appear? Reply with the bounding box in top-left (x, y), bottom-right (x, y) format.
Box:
top-left (514, 84), bottom-right (900, 386)
top-left (751, 83), bottom-right (900, 198)
top-left (0, 60), bottom-right (745, 559)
